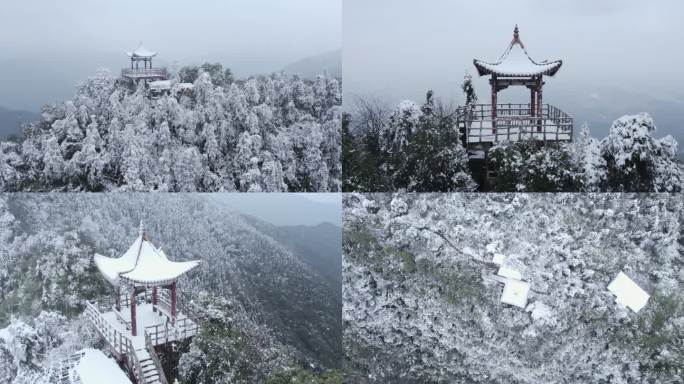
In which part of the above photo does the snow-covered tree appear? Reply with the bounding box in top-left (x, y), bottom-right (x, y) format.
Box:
top-left (0, 66), bottom-right (342, 192)
top-left (461, 71), bottom-right (478, 106)
top-left (343, 193), bottom-right (684, 383)
top-left (600, 113), bottom-right (681, 192)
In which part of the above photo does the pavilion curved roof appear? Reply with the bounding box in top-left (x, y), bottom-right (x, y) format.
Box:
top-left (126, 43), bottom-right (157, 59)
top-left (473, 25), bottom-right (562, 77)
top-left (94, 224), bottom-right (200, 287)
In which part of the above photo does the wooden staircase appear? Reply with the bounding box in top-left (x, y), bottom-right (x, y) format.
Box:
top-left (85, 301), bottom-right (170, 384)
top-left (134, 348), bottom-right (163, 384)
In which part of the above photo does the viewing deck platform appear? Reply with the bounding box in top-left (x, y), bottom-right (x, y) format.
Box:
top-left (456, 103), bottom-right (573, 146)
top-left (85, 290), bottom-right (199, 384)
top-left (121, 68), bottom-right (168, 81)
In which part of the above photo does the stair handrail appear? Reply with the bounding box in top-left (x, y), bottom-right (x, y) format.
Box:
top-left (85, 300), bottom-right (145, 383)
top-left (145, 332), bottom-right (170, 384)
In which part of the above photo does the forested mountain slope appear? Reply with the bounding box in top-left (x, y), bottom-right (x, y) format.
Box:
top-left (0, 66), bottom-right (341, 192)
top-left (0, 194), bottom-right (341, 383)
top-left (343, 193), bottom-right (684, 383)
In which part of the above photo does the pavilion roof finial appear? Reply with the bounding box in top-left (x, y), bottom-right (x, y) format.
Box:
top-left (139, 220), bottom-right (145, 238)
top-left (511, 24), bottom-right (524, 48)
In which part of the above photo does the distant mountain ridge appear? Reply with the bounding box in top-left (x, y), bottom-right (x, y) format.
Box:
top-left (282, 49), bottom-right (341, 79)
top-left (0, 106), bottom-right (39, 139)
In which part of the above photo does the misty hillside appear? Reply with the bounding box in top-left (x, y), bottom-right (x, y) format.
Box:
top-left (241, 217), bottom-right (343, 287)
top-left (283, 50), bottom-right (342, 80)
top-left (212, 193), bottom-right (341, 226)
top-left (0, 106), bottom-right (39, 139)
top-left (0, 194), bottom-right (341, 383)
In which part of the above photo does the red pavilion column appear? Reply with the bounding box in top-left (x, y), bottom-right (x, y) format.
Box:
top-left (530, 84), bottom-right (536, 118)
top-left (171, 282), bottom-right (177, 325)
top-left (115, 287), bottom-right (121, 312)
top-left (152, 287), bottom-right (158, 312)
top-left (130, 287), bottom-right (137, 337)
top-left (537, 78), bottom-right (543, 133)
top-left (491, 75), bottom-right (498, 134)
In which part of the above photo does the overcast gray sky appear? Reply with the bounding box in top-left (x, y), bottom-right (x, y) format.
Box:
top-left (0, 0), bottom-right (341, 111)
top-left (343, 0), bottom-right (684, 142)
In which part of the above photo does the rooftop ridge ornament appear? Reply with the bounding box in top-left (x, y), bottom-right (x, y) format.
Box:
top-left (511, 24), bottom-right (524, 49)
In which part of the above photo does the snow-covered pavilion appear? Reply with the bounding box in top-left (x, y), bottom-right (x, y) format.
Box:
top-left (86, 222), bottom-right (200, 384)
top-left (121, 42), bottom-right (168, 82)
top-left (457, 25), bottom-right (573, 145)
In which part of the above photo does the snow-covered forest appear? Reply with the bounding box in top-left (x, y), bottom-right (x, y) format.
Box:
top-left (0, 194), bottom-right (341, 383)
top-left (0, 64), bottom-right (341, 192)
top-left (342, 92), bottom-right (682, 192)
top-left (343, 193), bottom-right (684, 383)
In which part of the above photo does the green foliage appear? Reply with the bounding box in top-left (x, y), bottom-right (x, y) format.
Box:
top-left (396, 96), bottom-right (475, 191)
top-left (178, 66), bottom-right (200, 84)
top-left (265, 367), bottom-right (342, 384)
top-left (434, 266), bottom-right (486, 306)
top-left (461, 72), bottom-right (478, 106)
top-left (341, 112), bottom-right (389, 192)
top-left (634, 293), bottom-right (684, 375)
top-left (179, 308), bottom-right (252, 383)
top-left (178, 63), bottom-right (233, 87)
top-left (343, 92), bottom-right (475, 192)
top-left (398, 249), bottom-right (416, 273)
top-left (344, 223), bottom-right (378, 250)
top-left (488, 141), bottom-right (583, 192)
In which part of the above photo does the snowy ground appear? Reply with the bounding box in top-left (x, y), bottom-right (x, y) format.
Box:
top-left (100, 303), bottom-right (194, 350)
top-left (74, 349), bottom-right (132, 384)
top-left (467, 119), bottom-right (572, 143)
top-left (343, 193), bottom-right (684, 383)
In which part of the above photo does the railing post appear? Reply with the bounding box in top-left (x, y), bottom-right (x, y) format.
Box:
top-left (131, 287), bottom-right (137, 337)
top-left (153, 287), bottom-right (158, 312)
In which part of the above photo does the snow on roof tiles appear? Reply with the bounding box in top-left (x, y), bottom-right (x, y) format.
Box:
top-left (149, 80), bottom-right (171, 90)
top-left (607, 271), bottom-right (650, 313)
top-left (74, 348), bottom-right (132, 384)
top-left (126, 42), bottom-right (157, 58)
top-left (501, 278), bottom-right (530, 308)
top-left (474, 25), bottom-right (562, 77)
top-left (94, 224), bottom-right (200, 287)
top-left (497, 264), bottom-right (522, 280)
top-left (491, 253), bottom-right (506, 266)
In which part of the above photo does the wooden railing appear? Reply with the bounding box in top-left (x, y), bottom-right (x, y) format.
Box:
top-left (121, 68), bottom-right (167, 79)
top-left (85, 301), bottom-right (146, 384)
top-left (145, 333), bottom-right (169, 384)
top-left (85, 301), bottom-right (132, 358)
top-left (456, 103), bottom-right (573, 144)
top-left (144, 317), bottom-right (199, 346)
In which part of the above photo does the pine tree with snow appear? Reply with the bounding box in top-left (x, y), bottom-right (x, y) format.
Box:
top-left (461, 71), bottom-right (478, 106)
top-left (600, 113), bottom-right (682, 192)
